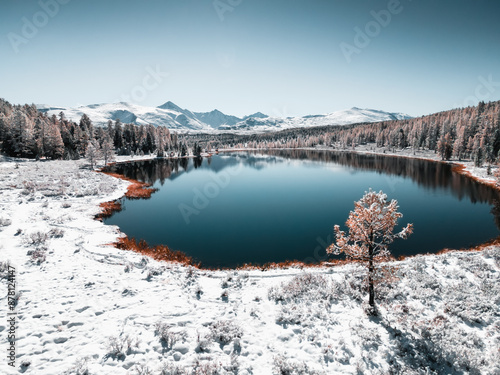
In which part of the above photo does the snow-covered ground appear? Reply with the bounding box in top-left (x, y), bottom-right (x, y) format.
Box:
top-left (0, 154), bottom-right (499, 375)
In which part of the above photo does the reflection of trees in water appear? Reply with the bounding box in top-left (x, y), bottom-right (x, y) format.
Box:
top-left (179, 158), bottom-right (189, 171)
top-left (105, 159), bottom-right (185, 186)
top-left (105, 150), bottom-right (500, 229)
top-left (193, 157), bottom-right (203, 169)
top-left (264, 149), bottom-right (500, 207)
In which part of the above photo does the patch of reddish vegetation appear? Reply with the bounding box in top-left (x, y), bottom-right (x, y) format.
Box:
top-left (396, 236), bottom-right (500, 261)
top-left (101, 171), bottom-right (158, 199)
top-left (95, 169), bottom-right (157, 220)
top-left (451, 163), bottom-right (498, 190)
top-left (236, 258), bottom-right (354, 271)
top-left (96, 200), bottom-right (122, 221)
top-left (436, 235), bottom-right (500, 255)
top-left (115, 237), bottom-right (195, 266)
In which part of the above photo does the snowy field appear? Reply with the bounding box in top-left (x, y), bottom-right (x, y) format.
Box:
top-left (0, 153), bottom-right (499, 375)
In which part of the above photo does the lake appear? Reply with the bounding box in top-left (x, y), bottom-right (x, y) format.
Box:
top-left (104, 150), bottom-right (500, 268)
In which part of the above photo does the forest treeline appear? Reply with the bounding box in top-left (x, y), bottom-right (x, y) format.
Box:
top-left (1, 98), bottom-right (500, 168)
top-left (192, 100), bottom-right (500, 168)
top-left (0, 99), bottom-right (182, 160)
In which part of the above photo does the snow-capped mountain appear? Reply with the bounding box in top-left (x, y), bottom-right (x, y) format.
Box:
top-left (38, 102), bottom-right (411, 134)
top-left (193, 109), bottom-right (242, 129)
top-left (219, 108), bottom-right (412, 133)
top-left (39, 102), bottom-right (212, 132)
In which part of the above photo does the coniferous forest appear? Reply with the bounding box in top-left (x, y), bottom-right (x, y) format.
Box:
top-left (1, 98), bottom-right (500, 169)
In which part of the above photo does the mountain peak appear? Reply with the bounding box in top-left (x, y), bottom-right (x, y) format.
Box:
top-left (157, 101), bottom-right (183, 112)
top-left (243, 112), bottom-right (268, 120)
top-left (37, 101), bottom-right (411, 134)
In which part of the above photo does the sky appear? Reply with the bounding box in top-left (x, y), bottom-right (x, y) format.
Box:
top-left (1, 0), bottom-right (499, 118)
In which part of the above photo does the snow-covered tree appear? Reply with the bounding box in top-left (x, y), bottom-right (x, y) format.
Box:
top-left (86, 140), bottom-right (99, 169)
top-left (327, 189), bottom-right (413, 315)
top-left (101, 134), bottom-right (115, 166)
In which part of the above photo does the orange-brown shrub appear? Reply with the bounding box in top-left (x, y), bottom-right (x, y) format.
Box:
top-left (115, 237), bottom-right (194, 265)
top-left (96, 200), bottom-right (122, 220)
top-left (101, 171), bottom-right (158, 199)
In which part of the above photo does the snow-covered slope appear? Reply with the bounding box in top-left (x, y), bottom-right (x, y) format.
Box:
top-left (40, 102), bottom-right (411, 134)
top-left (193, 109), bottom-right (242, 129)
top-left (43, 102), bottom-right (213, 132)
top-left (219, 108), bottom-right (412, 133)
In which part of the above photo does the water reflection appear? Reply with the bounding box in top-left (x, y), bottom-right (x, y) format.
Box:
top-left (103, 150), bottom-right (500, 267)
top-left (106, 150), bottom-right (500, 212)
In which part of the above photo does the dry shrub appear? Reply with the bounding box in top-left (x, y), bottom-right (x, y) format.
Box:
top-left (96, 200), bottom-right (122, 220)
top-left (101, 172), bottom-right (157, 199)
top-left (115, 237), bottom-right (193, 265)
top-left (208, 320), bottom-right (243, 345)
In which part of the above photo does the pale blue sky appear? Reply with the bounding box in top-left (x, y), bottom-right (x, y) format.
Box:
top-left (1, 0), bottom-right (499, 117)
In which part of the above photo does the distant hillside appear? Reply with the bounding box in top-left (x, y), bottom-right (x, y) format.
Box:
top-left (37, 101), bottom-right (411, 134)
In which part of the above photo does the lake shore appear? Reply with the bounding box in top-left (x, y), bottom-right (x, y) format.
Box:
top-left (0, 152), bottom-right (499, 374)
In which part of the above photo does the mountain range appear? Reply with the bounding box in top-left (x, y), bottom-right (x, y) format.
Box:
top-left (37, 102), bottom-right (412, 134)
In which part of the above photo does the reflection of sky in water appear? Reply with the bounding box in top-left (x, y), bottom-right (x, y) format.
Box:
top-left (105, 152), bottom-right (500, 268)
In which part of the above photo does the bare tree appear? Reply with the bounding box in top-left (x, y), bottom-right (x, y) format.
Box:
top-left (101, 134), bottom-right (115, 166)
top-left (327, 189), bottom-right (413, 315)
top-left (86, 140), bottom-right (99, 169)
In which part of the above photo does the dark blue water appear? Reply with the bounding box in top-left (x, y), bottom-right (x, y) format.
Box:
top-left (104, 150), bottom-right (500, 268)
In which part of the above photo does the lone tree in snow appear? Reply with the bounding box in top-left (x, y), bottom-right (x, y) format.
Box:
top-left (327, 189), bottom-right (413, 315)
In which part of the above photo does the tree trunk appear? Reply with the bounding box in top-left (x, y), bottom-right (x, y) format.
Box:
top-left (368, 243), bottom-right (375, 310)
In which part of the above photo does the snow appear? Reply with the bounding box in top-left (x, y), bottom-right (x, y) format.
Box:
top-left (43, 102), bottom-right (213, 133)
top-left (0, 154), bottom-right (498, 375)
top-left (219, 108), bottom-right (412, 133)
top-left (39, 102), bottom-right (411, 135)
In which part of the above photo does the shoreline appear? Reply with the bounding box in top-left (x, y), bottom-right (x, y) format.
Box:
top-left (97, 146), bottom-right (500, 270)
top-left (1, 153), bottom-right (498, 374)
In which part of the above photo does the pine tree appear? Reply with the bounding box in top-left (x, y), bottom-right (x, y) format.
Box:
top-left (45, 121), bottom-right (65, 159)
top-left (327, 189), bottom-right (413, 315)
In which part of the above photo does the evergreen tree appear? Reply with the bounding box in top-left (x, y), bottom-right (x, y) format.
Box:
top-left (327, 190), bottom-right (413, 315)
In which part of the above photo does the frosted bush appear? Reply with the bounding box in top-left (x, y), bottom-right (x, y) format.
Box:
top-left (276, 305), bottom-right (304, 325)
top-left (268, 273), bottom-right (334, 303)
top-left (28, 248), bottom-right (47, 264)
top-left (133, 364), bottom-right (154, 375)
top-left (25, 231), bottom-right (49, 246)
top-left (221, 272), bottom-right (248, 289)
top-left (192, 358), bottom-right (224, 375)
top-left (106, 334), bottom-right (139, 359)
top-left (208, 320), bottom-right (243, 345)
top-left (145, 266), bottom-right (164, 281)
top-left (155, 321), bottom-right (187, 349)
top-left (158, 362), bottom-right (188, 375)
top-left (341, 271), bottom-right (367, 302)
top-left (48, 228), bottom-right (65, 238)
top-left (21, 180), bottom-right (36, 195)
top-left (273, 354), bottom-right (324, 375)
top-left (64, 357), bottom-right (90, 375)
